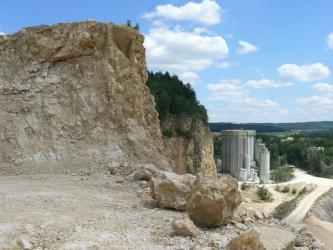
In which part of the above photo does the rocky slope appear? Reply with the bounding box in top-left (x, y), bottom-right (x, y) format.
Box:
top-left (0, 21), bottom-right (169, 174)
top-left (162, 116), bottom-right (217, 176)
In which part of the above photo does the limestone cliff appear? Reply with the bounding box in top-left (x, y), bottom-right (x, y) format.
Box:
top-left (0, 21), bottom-right (168, 173)
top-left (161, 116), bottom-right (217, 176)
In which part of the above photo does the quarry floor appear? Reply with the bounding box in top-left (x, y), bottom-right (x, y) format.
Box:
top-left (0, 173), bottom-right (238, 250)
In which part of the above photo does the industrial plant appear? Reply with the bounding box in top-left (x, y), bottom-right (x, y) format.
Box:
top-left (219, 130), bottom-right (270, 184)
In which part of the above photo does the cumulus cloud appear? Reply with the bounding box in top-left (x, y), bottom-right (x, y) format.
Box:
top-left (246, 78), bottom-right (293, 89)
top-left (144, 26), bottom-right (229, 72)
top-left (143, 0), bottom-right (221, 26)
top-left (313, 82), bottom-right (333, 94)
top-left (179, 71), bottom-right (200, 84)
top-left (296, 82), bottom-right (333, 113)
top-left (216, 61), bottom-right (238, 69)
top-left (237, 41), bottom-right (258, 55)
top-left (277, 63), bottom-right (330, 82)
top-left (327, 33), bottom-right (333, 50)
top-left (0, 31), bottom-right (6, 36)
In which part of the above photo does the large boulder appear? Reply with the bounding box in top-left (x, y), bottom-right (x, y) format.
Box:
top-left (226, 226), bottom-right (296, 250)
top-left (150, 171), bottom-right (196, 210)
top-left (186, 174), bottom-right (241, 227)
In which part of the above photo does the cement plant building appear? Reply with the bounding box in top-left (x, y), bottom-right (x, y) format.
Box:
top-left (219, 130), bottom-right (270, 183)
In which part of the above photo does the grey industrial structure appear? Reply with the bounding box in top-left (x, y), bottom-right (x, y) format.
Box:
top-left (219, 130), bottom-right (270, 183)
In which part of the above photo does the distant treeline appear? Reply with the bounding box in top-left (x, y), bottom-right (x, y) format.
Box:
top-left (146, 71), bottom-right (208, 123)
top-left (209, 121), bottom-right (333, 133)
top-left (258, 129), bottom-right (333, 178)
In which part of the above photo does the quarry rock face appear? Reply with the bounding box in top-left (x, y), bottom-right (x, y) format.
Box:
top-left (150, 171), bottom-right (196, 210)
top-left (0, 21), bottom-right (168, 173)
top-left (187, 174), bottom-right (241, 227)
top-left (162, 116), bottom-right (217, 176)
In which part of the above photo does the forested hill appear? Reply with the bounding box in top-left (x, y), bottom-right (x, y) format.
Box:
top-left (209, 121), bottom-right (333, 133)
top-left (146, 71), bottom-right (208, 123)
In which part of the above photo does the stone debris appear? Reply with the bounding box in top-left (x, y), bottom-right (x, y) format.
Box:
top-left (173, 218), bottom-right (200, 237)
top-left (226, 226), bottom-right (296, 250)
top-left (187, 174), bottom-right (241, 227)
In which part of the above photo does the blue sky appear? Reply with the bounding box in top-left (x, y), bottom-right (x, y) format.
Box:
top-left (1, 0), bottom-right (332, 123)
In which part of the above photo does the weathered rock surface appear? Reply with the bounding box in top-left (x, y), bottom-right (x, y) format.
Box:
top-left (173, 218), bottom-right (200, 237)
top-left (0, 21), bottom-right (169, 174)
top-left (150, 171), bottom-right (196, 210)
top-left (187, 174), bottom-right (241, 227)
top-left (162, 116), bottom-right (216, 176)
top-left (226, 226), bottom-right (296, 250)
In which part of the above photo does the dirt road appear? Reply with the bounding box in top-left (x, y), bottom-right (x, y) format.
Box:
top-left (282, 169), bottom-right (333, 224)
top-left (278, 169), bottom-right (333, 249)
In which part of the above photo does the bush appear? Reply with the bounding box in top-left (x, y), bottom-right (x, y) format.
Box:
top-left (257, 186), bottom-right (272, 201)
top-left (241, 182), bottom-right (250, 190)
top-left (282, 186), bottom-right (290, 193)
top-left (292, 188), bottom-right (297, 194)
top-left (162, 128), bottom-right (173, 138)
top-left (273, 166), bottom-right (294, 183)
top-left (299, 187), bottom-right (307, 195)
top-left (175, 127), bottom-right (192, 139)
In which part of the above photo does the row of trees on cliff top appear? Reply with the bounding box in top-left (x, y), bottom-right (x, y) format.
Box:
top-left (146, 71), bottom-right (208, 124)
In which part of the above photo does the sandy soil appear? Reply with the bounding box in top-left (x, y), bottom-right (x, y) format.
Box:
top-left (0, 173), bottom-right (239, 250)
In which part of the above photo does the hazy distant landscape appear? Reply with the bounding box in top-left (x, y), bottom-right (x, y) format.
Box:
top-left (209, 121), bottom-right (333, 133)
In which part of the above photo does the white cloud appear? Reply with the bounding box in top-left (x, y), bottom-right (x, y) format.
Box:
top-left (277, 63), bottom-right (330, 82)
top-left (246, 78), bottom-right (293, 89)
top-left (237, 41), bottom-right (258, 55)
top-left (144, 0), bottom-right (221, 26)
top-left (313, 82), bottom-right (333, 95)
top-left (0, 32), bottom-right (6, 36)
top-left (296, 82), bottom-right (333, 114)
top-left (179, 71), bottom-right (200, 84)
top-left (144, 26), bottom-right (229, 72)
top-left (327, 33), bottom-right (333, 50)
top-left (216, 61), bottom-right (238, 69)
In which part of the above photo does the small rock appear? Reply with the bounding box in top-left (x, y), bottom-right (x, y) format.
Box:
top-left (115, 179), bottom-right (124, 184)
top-left (139, 180), bottom-right (148, 188)
top-left (173, 218), bottom-right (200, 237)
top-left (254, 210), bottom-right (264, 219)
top-left (17, 238), bottom-right (33, 250)
top-left (235, 223), bottom-right (248, 230)
top-left (128, 164), bottom-right (161, 181)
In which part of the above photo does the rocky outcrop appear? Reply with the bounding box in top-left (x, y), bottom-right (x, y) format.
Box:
top-left (162, 116), bottom-right (216, 176)
top-left (187, 174), bottom-right (241, 227)
top-left (150, 171), bottom-right (196, 210)
top-left (0, 21), bottom-right (169, 173)
top-left (226, 226), bottom-right (296, 250)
